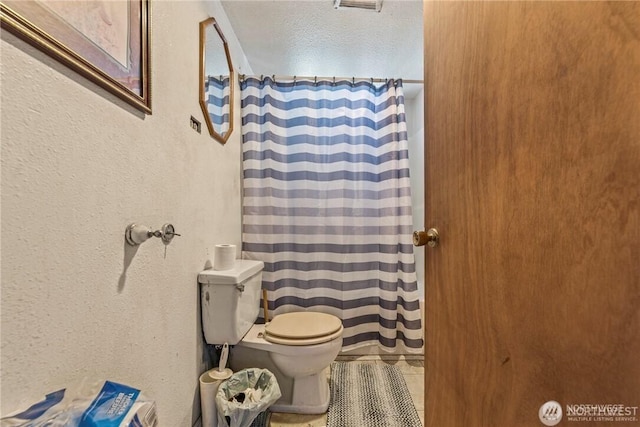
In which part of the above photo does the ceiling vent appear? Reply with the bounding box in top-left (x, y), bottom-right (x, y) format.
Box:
top-left (334, 0), bottom-right (383, 12)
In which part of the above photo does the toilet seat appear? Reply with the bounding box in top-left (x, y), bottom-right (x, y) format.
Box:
top-left (264, 312), bottom-right (343, 346)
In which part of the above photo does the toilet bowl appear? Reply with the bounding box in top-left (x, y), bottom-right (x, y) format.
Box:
top-left (198, 261), bottom-right (344, 414)
top-left (231, 312), bottom-right (343, 414)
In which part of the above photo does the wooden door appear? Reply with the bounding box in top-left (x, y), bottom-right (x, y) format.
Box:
top-left (423, 2), bottom-right (640, 426)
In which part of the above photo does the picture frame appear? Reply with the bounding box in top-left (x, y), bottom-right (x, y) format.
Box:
top-left (1, 0), bottom-right (151, 114)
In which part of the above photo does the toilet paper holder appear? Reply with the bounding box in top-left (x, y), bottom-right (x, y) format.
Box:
top-left (125, 223), bottom-right (181, 246)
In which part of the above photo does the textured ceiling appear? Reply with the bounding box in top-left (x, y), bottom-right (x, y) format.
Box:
top-left (220, 0), bottom-right (423, 96)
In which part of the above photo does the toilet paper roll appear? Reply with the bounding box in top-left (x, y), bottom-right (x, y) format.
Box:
top-left (213, 244), bottom-right (236, 271)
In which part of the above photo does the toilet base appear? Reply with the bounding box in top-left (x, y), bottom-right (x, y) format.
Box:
top-left (268, 371), bottom-right (330, 414)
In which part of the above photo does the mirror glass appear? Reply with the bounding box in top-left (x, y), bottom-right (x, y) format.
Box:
top-left (199, 17), bottom-right (234, 144)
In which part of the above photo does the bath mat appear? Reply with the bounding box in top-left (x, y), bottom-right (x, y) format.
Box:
top-left (327, 362), bottom-right (422, 427)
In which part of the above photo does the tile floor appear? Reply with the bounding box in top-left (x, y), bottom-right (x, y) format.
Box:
top-left (267, 354), bottom-right (424, 427)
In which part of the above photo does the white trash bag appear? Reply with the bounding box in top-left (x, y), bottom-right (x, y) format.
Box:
top-left (215, 368), bottom-right (281, 427)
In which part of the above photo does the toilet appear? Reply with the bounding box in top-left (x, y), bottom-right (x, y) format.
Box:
top-left (199, 260), bottom-right (343, 414)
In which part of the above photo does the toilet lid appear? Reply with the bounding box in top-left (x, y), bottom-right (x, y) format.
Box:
top-left (265, 312), bottom-right (342, 340)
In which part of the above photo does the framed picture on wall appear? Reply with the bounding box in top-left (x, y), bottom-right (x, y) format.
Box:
top-left (1, 0), bottom-right (151, 114)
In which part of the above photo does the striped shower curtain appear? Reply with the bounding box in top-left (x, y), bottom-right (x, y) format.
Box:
top-left (205, 76), bottom-right (230, 135)
top-left (241, 77), bottom-right (423, 353)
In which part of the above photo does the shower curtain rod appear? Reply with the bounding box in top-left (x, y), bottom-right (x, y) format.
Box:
top-left (239, 74), bottom-right (423, 84)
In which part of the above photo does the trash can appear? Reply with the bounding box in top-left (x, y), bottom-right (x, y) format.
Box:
top-left (215, 368), bottom-right (281, 427)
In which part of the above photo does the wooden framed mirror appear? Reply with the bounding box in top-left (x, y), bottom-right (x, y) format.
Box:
top-left (199, 17), bottom-right (234, 144)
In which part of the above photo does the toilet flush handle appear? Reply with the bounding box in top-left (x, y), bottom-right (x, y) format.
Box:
top-left (236, 283), bottom-right (245, 292)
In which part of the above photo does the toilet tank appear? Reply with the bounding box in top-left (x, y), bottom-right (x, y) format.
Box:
top-left (198, 260), bottom-right (264, 345)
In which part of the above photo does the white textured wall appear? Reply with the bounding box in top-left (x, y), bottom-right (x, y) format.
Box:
top-left (0, 2), bottom-right (251, 425)
top-left (406, 89), bottom-right (425, 299)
